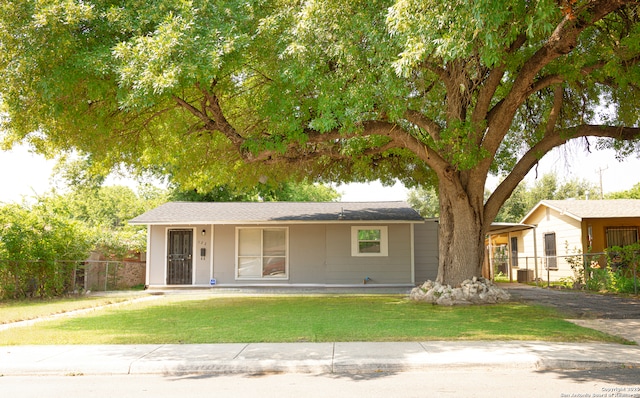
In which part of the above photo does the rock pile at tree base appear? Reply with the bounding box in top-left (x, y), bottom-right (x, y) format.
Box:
top-left (410, 277), bottom-right (510, 305)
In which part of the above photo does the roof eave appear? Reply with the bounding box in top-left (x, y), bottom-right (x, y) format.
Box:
top-left (520, 200), bottom-right (583, 223)
top-left (129, 219), bottom-right (424, 226)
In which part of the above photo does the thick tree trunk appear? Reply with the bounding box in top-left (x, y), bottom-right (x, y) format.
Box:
top-left (436, 179), bottom-right (486, 287)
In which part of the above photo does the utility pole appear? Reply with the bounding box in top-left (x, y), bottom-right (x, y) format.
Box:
top-left (596, 166), bottom-right (608, 199)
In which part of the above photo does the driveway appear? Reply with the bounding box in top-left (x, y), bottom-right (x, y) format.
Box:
top-left (501, 283), bottom-right (640, 344)
top-left (501, 283), bottom-right (640, 319)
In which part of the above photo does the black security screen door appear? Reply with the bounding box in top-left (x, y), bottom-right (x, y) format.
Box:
top-left (167, 229), bottom-right (193, 285)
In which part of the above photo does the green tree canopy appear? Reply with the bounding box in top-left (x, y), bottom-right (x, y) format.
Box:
top-left (0, 201), bottom-right (94, 298)
top-left (170, 180), bottom-right (340, 202)
top-left (494, 173), bottom-right (599, 222)
top-left (606, 182), bottom-right (640, 199)
top-left (407, 186), bottom-right (439, 218)
top-left (2, 0), bottom-right (640, 286)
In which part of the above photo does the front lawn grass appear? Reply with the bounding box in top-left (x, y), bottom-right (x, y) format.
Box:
top-left (0, 295), bottom-right (629, 345)
top-left (0, 295), bottom-right (137, 324)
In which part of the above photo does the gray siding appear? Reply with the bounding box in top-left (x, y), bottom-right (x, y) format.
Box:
top-left (195, 226), bottom-right (211, 284)
top-left (414, 221), bottom-right (439, 283)
top-left (148, 225), bottom-right (166, 285)
top-left (324, 224), bottom-right (412, 284)
top-left (147, 222), bottom-right (420, 286)
top-left (289, 225), bottom-right (327, 283)
top-left (212, 225), bottom-right (235, 284)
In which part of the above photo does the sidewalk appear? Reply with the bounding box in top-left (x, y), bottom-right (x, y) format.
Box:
top-left (2, 341), bottom-right (640, 376)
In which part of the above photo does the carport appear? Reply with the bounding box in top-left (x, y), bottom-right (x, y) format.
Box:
top-left (486, 223), bottom-right (537, 283)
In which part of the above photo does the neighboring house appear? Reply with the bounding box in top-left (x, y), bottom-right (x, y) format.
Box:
top-left (489, 200), bottom-right (640, 282)
top-left (129, 201), bottom-right (438, 288)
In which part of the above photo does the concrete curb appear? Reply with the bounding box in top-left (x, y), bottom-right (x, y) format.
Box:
top-left (2, 341), bottom-right (639, 376)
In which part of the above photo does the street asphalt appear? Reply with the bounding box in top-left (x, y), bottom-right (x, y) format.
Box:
top-left (1, 283), bottom-right (639, 376)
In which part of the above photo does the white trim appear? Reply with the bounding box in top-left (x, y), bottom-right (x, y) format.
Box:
top-left (192, 227), bottom-right (197, 285)
top-left (209, 225), bottom-right (214, 283)
top-left (163, 227), bottom-right (168, 285)
top-left (145, 283), bottom-right (415, 289)
top-left (145, 225), bottom-right (151, 286)
top-left (235, 227), bottom-right (290, 281)
top-left (132, 220), bottom-right (423, 226)
top-left (351, 226), bottom-right (389, 257)
top-left (410, 223), bottom-right (415, 284)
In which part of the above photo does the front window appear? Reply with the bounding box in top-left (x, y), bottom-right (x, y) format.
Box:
top-left (606, 227), bottom-right (639, 248)
top-left (351, 226), bottom-right (388, 257)
top-left (237, 227), bottom-right (288, 279)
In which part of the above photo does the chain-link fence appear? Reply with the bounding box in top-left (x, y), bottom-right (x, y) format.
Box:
top-left (491, 251), bottom-right (639, 294)
top-left (0, 259), bottom-right (145, 299)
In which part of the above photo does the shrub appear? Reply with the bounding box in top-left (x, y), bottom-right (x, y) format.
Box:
top-left (0, 203), bottom-right (94, 299)
top-left (585, 244), bottom-right (640, 294)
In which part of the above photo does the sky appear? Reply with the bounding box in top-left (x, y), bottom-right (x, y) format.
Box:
top-left (1, 141), bottom-right (639, 204)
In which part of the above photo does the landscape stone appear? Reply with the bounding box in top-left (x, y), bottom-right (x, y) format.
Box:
top-left (410, 277), bottom-right (510, 306)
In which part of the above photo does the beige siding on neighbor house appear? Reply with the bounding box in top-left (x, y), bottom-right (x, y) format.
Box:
top-left (491, 230), bottom-right (528, 281)
top-left (521, 206), bottom-right (583, 281)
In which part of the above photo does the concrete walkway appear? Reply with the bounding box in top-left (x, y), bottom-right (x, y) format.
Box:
top-left (2, 341), bottom-right (640, 376)
top-left (2, 284), bottom-right (640, 376)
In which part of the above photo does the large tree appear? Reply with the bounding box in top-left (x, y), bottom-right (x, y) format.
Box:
top-left (2, 0), bottom-right (640, 286)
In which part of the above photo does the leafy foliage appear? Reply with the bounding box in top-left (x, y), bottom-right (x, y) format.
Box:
top-left (494, 173), bottom-right (599, 222)
top-left (0, 202), bottom-right (93, 298)
top-left (2, 0), bottom-right (640, 285)
top-left (0, 184), bottom-right (166, 298)
top-left (601, 243), bottom-right (640, 294)
top-left (407, 185), bottom-right (439, 218)
top-left (606, 182), bottom-right (640, 199)
top-left (170, 179), bottom-right (340, 202)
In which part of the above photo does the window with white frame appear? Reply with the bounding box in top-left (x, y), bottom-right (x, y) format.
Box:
top-left (237, 227), bottom-right (288, 279)
top-left (351, 226), bottom-right (388, 257)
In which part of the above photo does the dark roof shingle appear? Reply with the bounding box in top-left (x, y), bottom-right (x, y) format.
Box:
top-left (130, 201), bottom-right (423, 224)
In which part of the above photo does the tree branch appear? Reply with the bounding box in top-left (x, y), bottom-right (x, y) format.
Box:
top-left (485, 123), bottom-right (640, 222)
top-left (472, 33), bottom-right (527, 129)
top-left (483, 0), bottom-right (630, 158)
top-left (545, 84), bottom-right (564, 136)
top-left (404, 109), bottom-right (442, 141)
